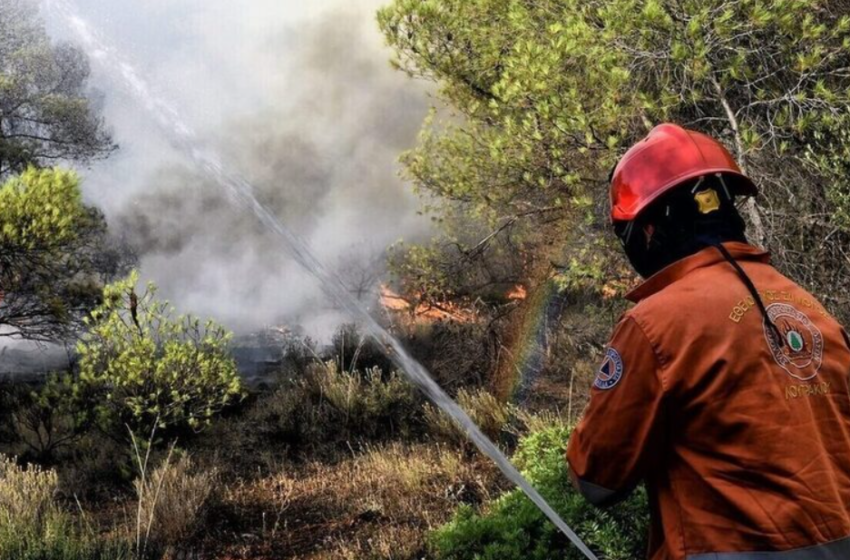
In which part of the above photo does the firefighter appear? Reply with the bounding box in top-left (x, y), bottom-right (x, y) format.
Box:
top-left (566, 123), bottom-right (850, 559)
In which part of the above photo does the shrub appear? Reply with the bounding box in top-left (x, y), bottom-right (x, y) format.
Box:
top-left (207, 362), bottom-right (424, 464)
top-left (254, 361), bottom-right (422, 447)
top-left (74, 272), bottom-right (245, 441)
top-left (0, 381), bottom-right (28, 452)
top-left (307, 362), bottom-right (420, 437)
top-left (245, 382), bottom-right (321, 451)
top-left (431, 424), bottom-right (649, 560)
top-left (9, 373), bottom-right (95, 462)
top-left (403, 321), bottom-right (496, 391)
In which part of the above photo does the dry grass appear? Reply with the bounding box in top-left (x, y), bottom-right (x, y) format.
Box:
top-left (324, 525), bottom-right (426, 560)
top-left (207, 442), bottom-right (504, 559)
top-left (424, 388), bottom-right (511, 444)
top-left (354, 443), bottom-right (496, 513)
top-left (0, 454), bottom-right (131, 559)
top-left (0, 454), bottom-right (58, 530)
top-left (132, 450), bottom-right (218, 557)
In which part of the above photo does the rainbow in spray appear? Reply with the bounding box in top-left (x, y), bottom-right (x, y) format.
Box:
top-left (504, 280), bottom-right (571, 403)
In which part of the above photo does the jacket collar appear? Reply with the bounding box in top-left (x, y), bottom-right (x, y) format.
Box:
top-left (625, 242), bottom-right (770, 303)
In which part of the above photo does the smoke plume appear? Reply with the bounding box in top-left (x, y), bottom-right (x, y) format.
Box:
top-left (63, 1), bottom-right (432, 337)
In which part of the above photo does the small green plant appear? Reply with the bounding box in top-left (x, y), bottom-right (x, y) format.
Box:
top-left (10, 373), bottom-right (96, 462)
top-left (431, 424), bottom-right (649, 560)
top-left (75, 272), bottom-right (245, 441)
top-left (0, 454), bottom-right (131, 559)
top-left (307, 362), bottom-right (421, 439)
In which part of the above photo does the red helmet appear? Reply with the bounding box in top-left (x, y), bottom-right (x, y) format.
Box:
top-left (610, 123), bottom-right (757, 222)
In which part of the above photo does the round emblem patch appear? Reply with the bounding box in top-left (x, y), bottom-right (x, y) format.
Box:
top-left (595, 348), bottom-right (624, 390)
top-left (763, 303), bottom-right (824, 381)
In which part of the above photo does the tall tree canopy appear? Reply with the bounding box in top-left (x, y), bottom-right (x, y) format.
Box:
top-left (0, 0), bottom-right (115, 178)
top-left (380, 0), bottom-right (850, 321)
top-left (0, 167), bottom-right (130, 341)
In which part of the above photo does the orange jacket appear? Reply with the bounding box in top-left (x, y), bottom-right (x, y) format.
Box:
top-left (566, 242), bottom-right (850, 560)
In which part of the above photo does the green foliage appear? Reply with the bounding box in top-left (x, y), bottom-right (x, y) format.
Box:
top-left (380, 0), bottom-right (850, 320)
top-left (308, 362), bottom-right (419, 433)
top-left (0, 167), bottom-right (86, 249)
top-left (0, 168), bottom-right (131, 341)
top-left (431, 425), bottom-right (649, 560)
top-left (74, 272), bottom-right (245, 441)
top-left (8, 372), bottom-right (94, 461)
top-left (804, 113), bottom-right (850, 230)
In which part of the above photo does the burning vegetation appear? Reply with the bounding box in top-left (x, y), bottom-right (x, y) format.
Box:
top-left (379, 284), bottom-right (479, 324)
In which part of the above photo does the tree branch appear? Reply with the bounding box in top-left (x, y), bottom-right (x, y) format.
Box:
top-left (710, 75), bottom-right (767, 247)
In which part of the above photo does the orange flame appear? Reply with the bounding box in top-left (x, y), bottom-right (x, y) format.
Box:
top-left (379, 285), bottom-right (477, 324)
top-left (507, 284), bottom-right (528, 301)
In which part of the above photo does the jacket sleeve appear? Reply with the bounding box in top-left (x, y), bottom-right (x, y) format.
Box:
top-left (566, 315), bottom-right (666, 507)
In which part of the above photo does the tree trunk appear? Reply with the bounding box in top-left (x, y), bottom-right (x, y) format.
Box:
top-left (710, 76), bottom-right (767, 247)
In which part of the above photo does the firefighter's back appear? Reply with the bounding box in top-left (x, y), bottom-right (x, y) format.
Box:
top-left (629, 247), bottom-right (850, 558)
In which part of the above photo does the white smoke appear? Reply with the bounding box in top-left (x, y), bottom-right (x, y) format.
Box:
top-left (44, 0), bottom-right (433, 337)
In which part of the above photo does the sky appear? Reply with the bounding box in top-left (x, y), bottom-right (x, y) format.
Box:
top-left (39, 0), bottom-right (434, 338)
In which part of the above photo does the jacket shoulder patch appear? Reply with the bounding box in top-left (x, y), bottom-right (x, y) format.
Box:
top-left (594, 348), bottom-right (624, 390)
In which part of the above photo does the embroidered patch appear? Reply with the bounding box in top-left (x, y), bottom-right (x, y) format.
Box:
top-left (763, 303), bottom-right (824, 381)
top-left (594, 348), bottom-right (624, 390)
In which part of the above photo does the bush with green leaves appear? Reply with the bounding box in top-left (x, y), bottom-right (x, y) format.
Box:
top-left (0, 167), bottom-right (130, 342)
top-left (311, 363), bottom-right (415, 422)
top-left (380, 0), bottom-right (850, 321)
top-left (8, 373), bottom-right (93, 462)
top-left (431, 424), bottom-right (648, 560)
top-left (74, 272), bottom-right (245, 441)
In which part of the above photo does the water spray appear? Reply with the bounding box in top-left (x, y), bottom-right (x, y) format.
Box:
top-left (45, 2), bottom-right (599, 557)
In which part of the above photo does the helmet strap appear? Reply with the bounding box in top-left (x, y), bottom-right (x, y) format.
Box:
top-left (689, 176), bottom-right (706, 193)
top-left (621, 220), bottom-right (636, 245)
top-left (716, 173), bottom-right (733, 200)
